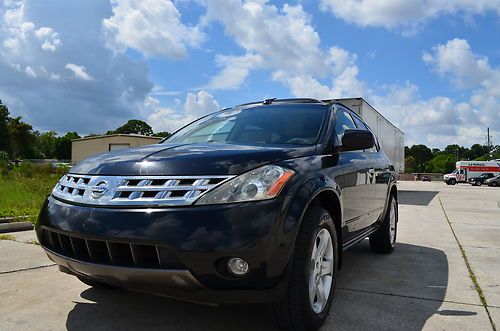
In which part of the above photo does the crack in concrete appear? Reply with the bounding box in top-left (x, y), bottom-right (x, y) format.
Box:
top-left (337, 286), bottom-right (484, 308)
top-left (0, 264), bottom-right (56, 275)
top-left (438, 195), bottom-right (497, 331)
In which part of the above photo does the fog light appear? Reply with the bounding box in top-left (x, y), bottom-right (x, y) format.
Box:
top-left (227, 257), bottom-right (249, 276)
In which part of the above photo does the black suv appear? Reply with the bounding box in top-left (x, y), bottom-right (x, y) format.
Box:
top-left (37, 98), bottom-right (398, 330)
top-left (469, 172), bottom-right (496, 186)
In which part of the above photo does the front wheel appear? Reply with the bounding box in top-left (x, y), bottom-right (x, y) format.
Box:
top-left (269, 207), bottom-right (338, 331)
top-left (449, 178), bottom-right (457, 185)
top-left (491, 182), bottom-right (498, 187)
top-left (369, 195), bottom-right (397, 254)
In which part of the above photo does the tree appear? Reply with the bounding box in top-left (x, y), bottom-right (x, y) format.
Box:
top-left (8, 116), bottom-right (38, 158)
top-left (0, 100), bottom-right (11, 155)
top-left (431, 148), bottom-right (441, 156)
top-left (153, 131), bottom-right (171, 138)
top-left (492, 145), bottom-right (500, 159)
top-left (404, 156), bottom-right (416, 173)
top-left (469, 144), bottom-right (489, 160)
top-left (406, 144), bottom-right (433, 172)
top-left (37, 131), bottom-right (58, 158)
top-left (107, 119), bottom-right (153, 136)
top-left (56, 131), bottom-right (80, 160)
top-left (425, 154), bottom-right (456, 174)
top-left (444, 144), bottom-right (465, 161)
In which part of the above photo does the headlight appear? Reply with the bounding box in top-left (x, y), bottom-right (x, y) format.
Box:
top-left (195, 165), bottom-right (295, 205)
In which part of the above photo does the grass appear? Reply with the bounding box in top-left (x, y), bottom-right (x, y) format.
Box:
top-left (0, 164), bottom-right (63, 224)
top-left (0, 234), bottom-right (16, 241)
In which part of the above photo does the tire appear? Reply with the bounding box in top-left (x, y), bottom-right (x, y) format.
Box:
top-left (77, 276), bottom-right (115, 289)
top-left (476, 182), bottom-right (482, 186)
top-left (269, 207), bottom-right (338, 331)
top-left (369, 195), bottom-right (397, 254)
top-left (491, 182), bottom-right (498, 187)
top-left (449, 178), bottom-right (457, 185)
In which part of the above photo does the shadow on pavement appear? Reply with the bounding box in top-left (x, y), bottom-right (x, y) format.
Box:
top-left (66, 288), bottom-right (277, 331)
top-left (328, 241), bottom-right (455, 330)
top-left (66, 242), bottom-right (453, 331)
top-left (398, 190), bottom-right (439, 206)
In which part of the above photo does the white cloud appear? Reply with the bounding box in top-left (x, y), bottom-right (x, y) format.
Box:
top-left (369, 38), bottom-right (500, 147)
top-left (2, 1), bottom-right (61, 52)
top-left (423, 38), bottom-right (500, 96)
top-left (24, 65), bottom-right (36, 77)
top-left (202, 0), bottom-right (365, 97)
top-left (369, 83), bottom-right (480, 146)
top-left (103, 0), bottom-right (203, 59)
top-left (203, 1), bottom-right (324, 75)
top-left (147, 90), bottom-right (219, 132)
top-left (65, 63), bottom-right (94, 81)
top-left (35, 27), bottom-right (61, 52)
top-left (207, 53), bottom-right (263, 90)
top-left (272, 47), bottom-right (367, 100)
top-left (151, 85), bottom-right (181, 96)
top-left (0, 0), bottom-right (153, 134)
top-left (422, 38), bottom-right (500, 139)
top-left (319, 0), bottom-right (500, 31)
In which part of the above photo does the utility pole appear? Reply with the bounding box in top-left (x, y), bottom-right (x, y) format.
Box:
top-left (487, 127), bottom-right (492, 160)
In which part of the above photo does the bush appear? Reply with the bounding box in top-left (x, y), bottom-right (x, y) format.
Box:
top-left (0, 151), bottom-right (9, 177)
top-left (10, 162), bottom-right (54, 179)
top-left (54, 164), bottom-right (70, 176)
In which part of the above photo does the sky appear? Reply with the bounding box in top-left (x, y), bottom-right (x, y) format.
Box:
top-left (0, 0), bottom-right (499, 148)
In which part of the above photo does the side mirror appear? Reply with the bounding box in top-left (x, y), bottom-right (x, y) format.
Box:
top-left (341, 129), bottom-right (375, 152)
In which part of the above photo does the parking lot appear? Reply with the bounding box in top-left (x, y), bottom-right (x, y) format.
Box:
top-left (1, 181), bottom-right (499, 331)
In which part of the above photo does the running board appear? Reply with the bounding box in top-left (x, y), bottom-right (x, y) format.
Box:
top-left (342, 225), bottom-right (379, 251)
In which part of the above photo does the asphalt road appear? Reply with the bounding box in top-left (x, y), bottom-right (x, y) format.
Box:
top-left (1, 181), bottom-right (499, 330)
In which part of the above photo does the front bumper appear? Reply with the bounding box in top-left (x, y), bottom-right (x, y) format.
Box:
top-left (36, 196), bottom-right (292, 303)
top-left (45, 248), bottom-right (283, 304)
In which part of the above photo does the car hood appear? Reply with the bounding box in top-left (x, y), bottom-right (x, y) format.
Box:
top-left (69, 142), bottom-right (316, 176)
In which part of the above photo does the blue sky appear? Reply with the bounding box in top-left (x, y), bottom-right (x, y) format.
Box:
top-left (0, 0), bottom-right (499, 148)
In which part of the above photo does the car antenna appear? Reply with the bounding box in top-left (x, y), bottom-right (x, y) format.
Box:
top-left (262, 98), bottom-right (276, 105)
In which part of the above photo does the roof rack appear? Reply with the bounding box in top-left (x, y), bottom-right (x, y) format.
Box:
top-left (235, 98), bottom-right (324, 107)
top-left (263, 98), bottom-right (276, 105)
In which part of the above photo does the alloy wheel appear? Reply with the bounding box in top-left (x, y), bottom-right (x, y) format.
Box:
top-left (309, 228), bottom-right (334, 314)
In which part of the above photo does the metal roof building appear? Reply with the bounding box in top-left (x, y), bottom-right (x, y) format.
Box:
top-left (71, 134), bottom-right (162, 164)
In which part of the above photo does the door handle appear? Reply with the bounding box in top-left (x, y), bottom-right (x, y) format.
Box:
top-left (368, 168), bottom-right (375, 175)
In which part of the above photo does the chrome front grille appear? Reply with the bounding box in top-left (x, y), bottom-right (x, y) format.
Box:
top-left (52, 174), bottom-right (233, 206)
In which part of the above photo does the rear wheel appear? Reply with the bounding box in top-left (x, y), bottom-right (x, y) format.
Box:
top-left (369, 195), bottom-right (397, 254)
top-left (269, 207), bottom-right (338, 331)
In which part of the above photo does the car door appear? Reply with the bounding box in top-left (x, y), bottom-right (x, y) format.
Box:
top-left (334, 107), bottom-right (377, 240)
top-left (352, 115), bottom-right (389, 221)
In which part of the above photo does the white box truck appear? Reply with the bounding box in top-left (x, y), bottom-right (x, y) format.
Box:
top-left (443, 160), bottom-right (500, 185)
top-left (325, 97), bottom-right (405, 173)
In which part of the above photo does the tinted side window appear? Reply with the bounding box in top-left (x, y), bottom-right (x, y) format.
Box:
top-left (334, 109), bottom-right (357, 145)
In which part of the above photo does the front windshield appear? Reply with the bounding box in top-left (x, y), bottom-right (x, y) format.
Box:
top-left (165, 105), bottom-right (327, 145)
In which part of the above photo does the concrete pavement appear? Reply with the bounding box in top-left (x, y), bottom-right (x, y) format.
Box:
top-left (0, 181), bottom-right (498, 330)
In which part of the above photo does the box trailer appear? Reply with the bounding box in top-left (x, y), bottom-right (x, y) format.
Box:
top-left (326, 97), bottom-right (405, 173)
